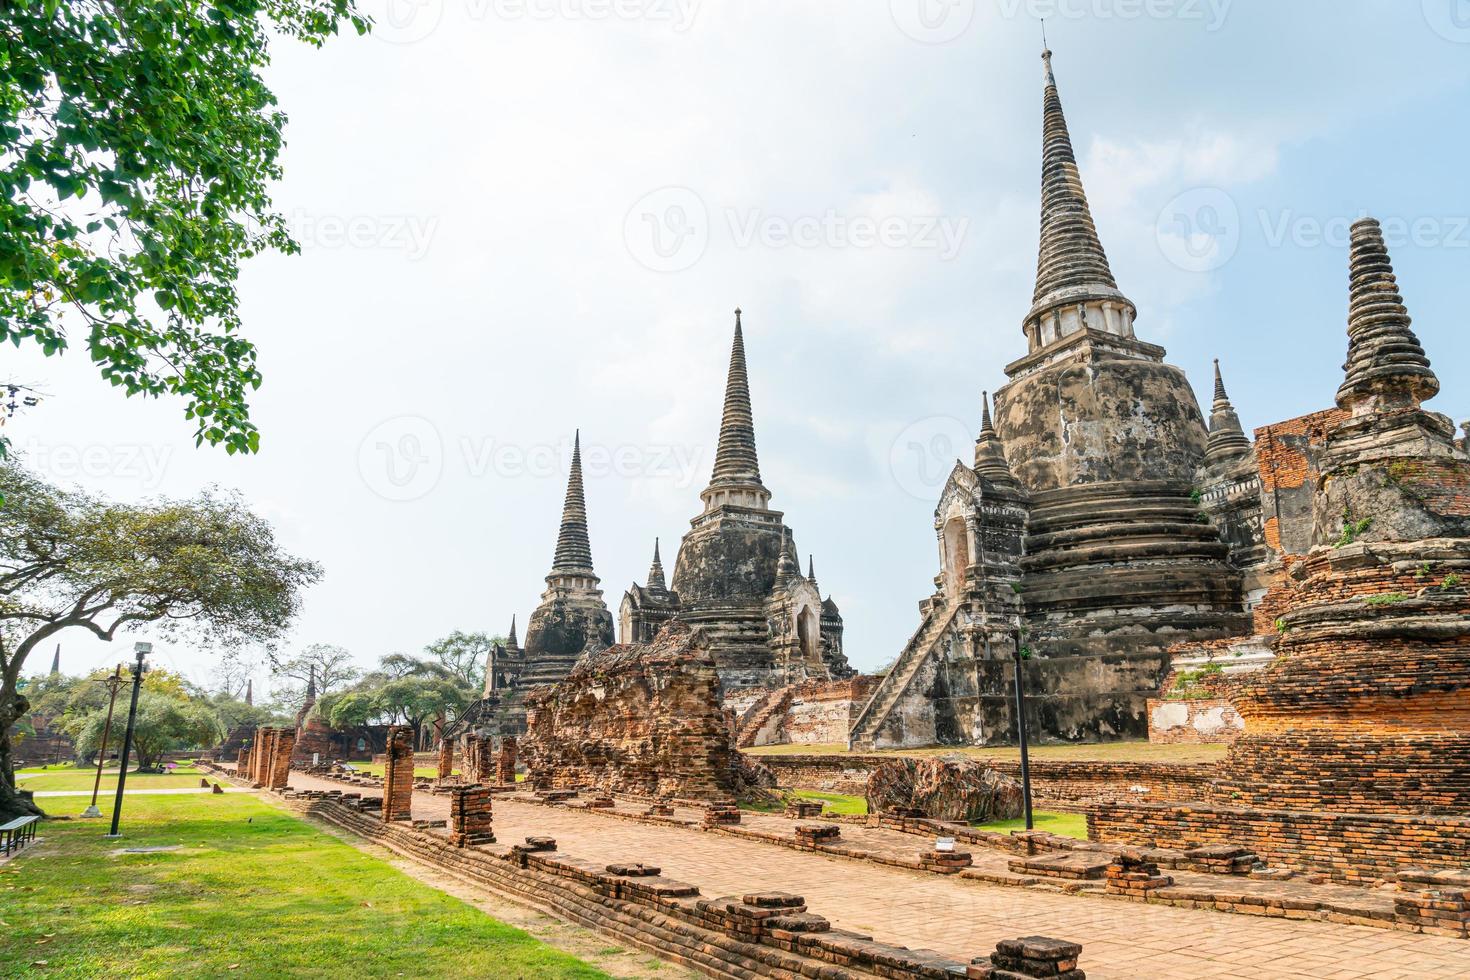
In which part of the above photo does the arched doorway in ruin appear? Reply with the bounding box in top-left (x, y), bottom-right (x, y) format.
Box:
top-left (942, 516), bottom-right (970, 598)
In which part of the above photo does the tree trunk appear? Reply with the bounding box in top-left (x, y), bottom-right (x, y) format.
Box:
top-left (0, 688), bottom-right (44, 820)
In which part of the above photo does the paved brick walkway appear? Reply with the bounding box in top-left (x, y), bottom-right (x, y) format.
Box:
top-left (284, 774), bottom-right (1467, 979)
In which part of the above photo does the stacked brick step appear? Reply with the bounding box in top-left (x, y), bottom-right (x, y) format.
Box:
top-left (703, 803), bottom-right (742, 827)
top-left (785, 799), bottom-right (826, 819)
top-left (1393, 869), bottom-right (1470, 938)
top-left (972, 937), bottom-right (1084, 980)
top-left (793, 823), bottom-right (840, 846)
top-left (919, 848), bottom-right (975, 874)
top-left (1104, 850), bottom-right (1174, 901)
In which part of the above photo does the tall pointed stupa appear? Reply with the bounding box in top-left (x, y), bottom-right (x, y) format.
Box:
top-left (990, 44), bottom-right (1249, 657)
top-left (518, 431), bottom-right (614, 690)
top-left (622, 309), bottom-right (850, 690)
top-left (853, 46), bottom-right (1249, 751)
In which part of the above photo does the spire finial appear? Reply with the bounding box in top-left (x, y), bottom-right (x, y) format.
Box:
top-left (1028, 39), bottom-right (1130, 346)
top-left (646, 537), bottom-right (668, 592)
top-left (548, 429), bottom-right (597, 582)
top-left (974, 392), bottom-right (1019, 487)
top-left (807, 554), bottom-right (818, 590)
top-left (1335, 216), bottom-right (1439, 415)
top-left (507, 614), bottom-right (519, 649)
top-left (775, 527), bottom-right (798, 586)
top-left (702, 309), bottom-right (769, 508)
top-left (1204, 358), bottom-right (1252, 465)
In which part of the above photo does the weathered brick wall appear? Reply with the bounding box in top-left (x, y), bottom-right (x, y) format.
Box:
top-left (523, 622), bottom-right (740, 800)
top-left (496, 736), bottom-right (517, 785)
top-left (783, 677), bottom-right (879, 744)
top-left (382, 726), bottom-right (415, 822)
top-left (268, 729), bottom-right (296, 790)
top-left (1254, 408), bottom-right (1347, 558)
top-left (1146, 698), bottom-right (1243, 744)
top-left (1090, 802), bottom-right (1470, 883)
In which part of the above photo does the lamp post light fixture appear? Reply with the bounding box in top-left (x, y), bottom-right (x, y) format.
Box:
top-left (79, 665), bottom-right (124, 819)
top-left (1011, 626), bottom-right (1035, 831)
top-left (104, 642), bottom-right (151, 838)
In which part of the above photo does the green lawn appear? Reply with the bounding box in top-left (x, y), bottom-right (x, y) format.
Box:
top-left (743, 741), bottom-right (1228, 764)
top-left (16, 765), bottom-right (206, 794)
top-left (975, 809), bottom-right (1088, 839)
top-left (348, 763), bottom-right (450, 779)
top-left (1, 793), bottom-right (607, 978)
top-left (750, 790), bottom-right (1086, 839)
top-left (789, 789), bottom-right (867, 815)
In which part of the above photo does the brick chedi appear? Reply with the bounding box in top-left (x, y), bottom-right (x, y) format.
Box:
top-left (522, 621), bottom-right (743, 800)
top-left (852, 47), bottom-right (1247, 750)
top-left (1208, 218), bottom-right (1470, 815)
top-left (461, 434), bottom-right (615, 736)
top-left (623, 311), bottom-right (853, 692)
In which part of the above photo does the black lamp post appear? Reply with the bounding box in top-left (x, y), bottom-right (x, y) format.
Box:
top-left (1011, 626), bottom-right (1034, 831)
top-left (105, 642), bottom-right (150, 838)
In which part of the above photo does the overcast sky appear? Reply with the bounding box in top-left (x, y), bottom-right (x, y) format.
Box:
top-left (11, 0), bottom-right (1470, 694)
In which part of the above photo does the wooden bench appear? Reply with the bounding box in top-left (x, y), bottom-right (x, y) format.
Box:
top-left (1, 815), bottom-right (40, 856)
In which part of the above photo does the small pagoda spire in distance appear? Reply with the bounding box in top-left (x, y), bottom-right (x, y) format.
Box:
top-left (646, 538), bottom-right (668, 592)
top-left (1203, 359), bottom-right (1253, 465)
top-left (775, 528), bottom-right (799, 587)
top-left (505, 614), bottom-right (520, 653)
top-left (244, 678), bottom-right (253, 706)
top-left (807, 554), bottom-right (818, 591)
top-left (973, 391), bottom-right (1020, 487)
top-left (49, 644), bottom-right (60, 676)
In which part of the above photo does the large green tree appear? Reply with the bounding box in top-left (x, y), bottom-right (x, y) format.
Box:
top-left (70, 688), bottom-right (224, 770)
top-left (0, 459), bottom-right (321, 817)
top-left (0, 0), bottom-right (366, 457)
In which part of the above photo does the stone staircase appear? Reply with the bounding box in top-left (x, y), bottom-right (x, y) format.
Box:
top-left (736, 685), bottom-right (796, 748)
top-left (847, 603), bottom-right (959, 750)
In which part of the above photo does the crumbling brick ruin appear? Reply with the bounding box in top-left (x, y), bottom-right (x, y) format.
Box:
top-left (448, 785), bottom-right (495, 846)
top-left (1090, 218), bottom-right (1470, 880)
top-left (268, 728), bottom-right (296, 791)
top-left (522, 622), bottom-right (742, 800)
top-left (382, 726), bottom-right (415, 822)
top-left (495, 735), bottom-right (517, 786)
top-left (436, 738), bottom-right (453, 782)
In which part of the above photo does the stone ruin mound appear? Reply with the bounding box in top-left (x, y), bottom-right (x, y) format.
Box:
top-left (523, 621), bottom-right (771, 802)
top-left (866, 757), bottom-right (1024, 824)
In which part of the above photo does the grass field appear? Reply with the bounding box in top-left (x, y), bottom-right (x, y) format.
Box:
top-left (347, 763), bottom-right (452, 779)
top-left (1, 793), bottom-right (607, 978)
top-left (16, 764), bottom-right (207, 794)
top-left (761, 788), bottom-right (1087, 838)
top-left (978, 810), bottom-right (1088, 838)
top-left (743, 741), bottom-right (1229, 764)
